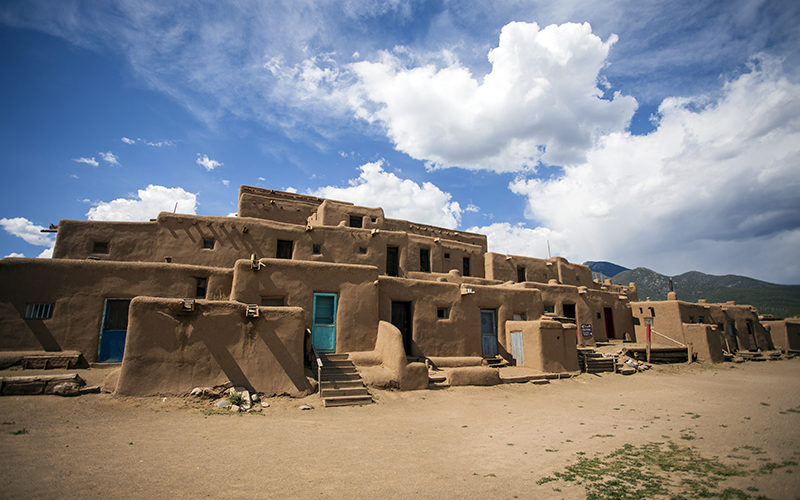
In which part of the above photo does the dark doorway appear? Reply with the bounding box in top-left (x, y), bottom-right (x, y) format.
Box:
top-left (276, 240), bottom-right (293, 259)
top-left (391, 301), bottom-right (412, 354)
top-left (727, 321), bottom-right (740, 352)
top-left (419, 248), bottom-right (431, 273)
top-left (517, 266), bottom-right (526, 282)
top-left (386, 246), bottom-right (399, 276)
top-left (562, 303), bottom-right (576, 319)
top-left (480, 308), bottom-right (498, 356)
top-left (462, 256), bottom-right (471, 276)
top-left (603, 307), bottom-right (616, 339)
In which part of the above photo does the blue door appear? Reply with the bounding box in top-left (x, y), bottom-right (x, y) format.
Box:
top-left (98, 299), bottom-right (131, 363)
top-left (481, 308), bottom-right (498, 356)
top-left (312, 293), bottom-right (337, 352)
top-left (511, 331), bottom-right (524, 366)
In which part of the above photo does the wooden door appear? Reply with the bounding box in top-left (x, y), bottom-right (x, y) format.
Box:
top-left (97, 299), bottom-right (131, 363)
top-left (311, 293), bottom-right (337, 352)
top-left (481, 308), bottom-right (498, 356)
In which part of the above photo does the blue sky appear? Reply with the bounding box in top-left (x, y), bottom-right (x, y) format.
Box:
top-left (1, 0), bottom-right (799, 284)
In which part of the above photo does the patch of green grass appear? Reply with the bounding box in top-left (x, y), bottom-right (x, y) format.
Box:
top-left (759, 402), bottom-right (770, 407)
top-left (545, 448), bottom-right (558, 453)
top-left (2, 421), bottom-right (15, 425)
top-left (590, 434), bottom-right (615, 439)
top-left (757, 461), bottom-right (797, 474)
top-left (11, 428), bottom-right (28, 435)
top-left (535, 441), bottom-right (751, 499)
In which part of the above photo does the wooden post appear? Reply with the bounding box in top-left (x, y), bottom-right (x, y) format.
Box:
top-left (646, 322), bottom-right (652, 363)
top-left (687, 342), bottom-right (693, 364)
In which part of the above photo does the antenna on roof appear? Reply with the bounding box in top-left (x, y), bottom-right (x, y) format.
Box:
top-left (547, 240), bottom-right (551, 259)
top-left (173, 202), bottom-right (178, 213)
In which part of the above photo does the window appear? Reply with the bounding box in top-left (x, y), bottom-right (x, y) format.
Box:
top-left (261, 296), bottom-right (285, 307)
top-left (420, 248), bottom-right (431, 273)
top-left (544, 304), bottom-right (555, 314)
top-left (689, 316), bottom-right (694, 323)
top-left (437, 307), bottom-right (449, 319)
top-left (276, 240), bottom-right (293, 259)
top-left (349, 215), bottom-right (363, 228)
top-left (562, 303), bottom-right (576, 319)
top-left (92, 241), bottom-right (109, 254)
top-left (195, 277), bottom-right (207, 299)
top-left (444, 252), bottom-right (450, 259)
top-left (370, 217), bottom-right (377, 223)
top-left (648, 307), bottom-right (655, 317)
top-left (358, 247), bottom-right (367, 254)
top-left (202, 238), bottom-right (215, 249)
top-left (462, 256), bottom-right (471, 276)
top-left (24, 303), bottom-right (54, 319)
top-left (597, 312), bottom-right (602, 319)
top-left (517, 266), bottom-right (526, 282)
top-left (513, 312), bottom-right (527, 321)
top-left (386, 246), bottom-right (399, 277)
top-left (698, 315), bottom-right (705, 324)
top-left (312, 244), bottom-right (321, 255)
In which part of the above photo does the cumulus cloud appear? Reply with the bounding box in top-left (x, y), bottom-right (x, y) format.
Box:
top-left (86, 185), bottom-right (197, 221)
top-left (4, 252), bottom-right (25, 258)
top-left (221, 179), bottom-right (230, 187)
top-left (0, 217), bottom-right (56, 247)
top-left (469, 222), bottom-right (563, 259)
top-left (99, 151), bottom-right (119, 166)
top-left (196, 154), bottom-right (222, 171)
top-left (348, 22), bottom-right (637, 171)
top-left (121, 136), bottom-right (136, 144)
top-left (504, 56), bottom-right (800, 283)
top-left (310, 160), bottom-right (462, 228)
top-left (73, 156), bottom-right (99, 167)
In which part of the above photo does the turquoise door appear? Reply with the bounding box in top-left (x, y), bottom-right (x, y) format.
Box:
top-left (481, 308), bottom-right (498, 356)
top-left (312, 293), bottom-right (337, 352)
top-left (98, 299), bottom-right (131, 363)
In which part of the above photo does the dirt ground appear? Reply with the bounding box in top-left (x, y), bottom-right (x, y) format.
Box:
top-left (1, 359), bottom-right (799, 499)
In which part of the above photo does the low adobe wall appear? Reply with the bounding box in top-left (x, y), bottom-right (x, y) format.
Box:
top-left (683, 324), bottom-right (725, 363)
top-left (0, 258), bottom-right (231, 362)
top-left (115, 298), bottom-right (309, 397)
top-left (349, 321), bottom-right (427, 390)
top-left (763, 318), bottom-right (800, 351)
top-left (505, 319), bottom-right (579, 373)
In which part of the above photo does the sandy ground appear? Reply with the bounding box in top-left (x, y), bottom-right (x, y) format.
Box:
top-left (1, 359), bottom-right (799, 499)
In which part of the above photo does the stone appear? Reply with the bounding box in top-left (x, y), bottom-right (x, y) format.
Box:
top-left (79, 385), bottom-right (101, 394)
top-left (249, 405), bottom-right (262, 412)
top-left (241, 390), bottom-right (252, 409)
top-left (214, 399), bottom-right (231, 408)
top-left (619, 366), bottom-right (637, 375)
top-left (230, 404), bottom-right (241, 412)
top-left (531, 379), bottom-right (550, 385)
top-left (51, 382), bottom-right (82, 397)
top-left (299, 404), bottom-right (313, 410)
top-left (190, 387), bottom-right (202, 396)
top-left (251, 393), bottom-right (260, 402)
top-left (261, 402), bottom-right (270, 409)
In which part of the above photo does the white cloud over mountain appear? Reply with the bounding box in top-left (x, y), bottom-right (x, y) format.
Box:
top-left (86, 185), bottom-right (197, 221)
top-left (474, 57), bottom-right (800, 282)
top-left (311, 160), bottom-right (462, 228)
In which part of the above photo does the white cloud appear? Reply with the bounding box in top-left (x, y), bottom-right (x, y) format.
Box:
top-left (506, 56), bottom-right (800, 283)
top-left (196, 154), bottom-right (222, 171)
top-left (37, 245), bottom-right (54, 259)
top-left (0, 217), bottom-right (56, 247)
top-left (144, 139), bottom-right (174, 147)
top-left (258, 176), bottom-right (266, 182)
top-left (347, 22), bottom-right (637, 171)
top-left (3, 252), bottom-right (25, 258)
top-left (465, 204), bottom-right (480, 213)
top-left (221, 179), bottom-right (230, 186)
top-left (310, 160), bottom-right (462, 228)
top-left (99, 151), bottom-right (119, 166)
top-left (121, 136), bottom-right (136, 144)
top-left (86, 185), bottom-right (197, 221)
top-left (283, 186), bottom-right (298, 193)
top-left (73, 156), bottom-right (99, 167)
top-left (469, 222), bottom-right (563, 260)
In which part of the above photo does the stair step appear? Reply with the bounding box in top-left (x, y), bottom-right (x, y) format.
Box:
top-left (321, 387), bottom-right (371, 398)
top-left (321, 372), bottom-right (362, 381)
top-left (428, 374), bottom-right (447, 383)
top-left (320, 380), bottom-right (364, 389)
top-left (429, 381), bottom-right (450, 388)
top-left (319, 353), bottom-right (349, 361)
top-left (323, 395), bottom-right (373, 407)
top-left (321, 360), bottom-right (354, 368)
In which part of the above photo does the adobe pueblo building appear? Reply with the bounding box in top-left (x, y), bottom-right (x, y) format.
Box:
top-left (0, 186), bottom-right (790, 403)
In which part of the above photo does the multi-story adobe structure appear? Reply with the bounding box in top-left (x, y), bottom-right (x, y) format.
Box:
top-left (8, 185), bottom-right (753, 399)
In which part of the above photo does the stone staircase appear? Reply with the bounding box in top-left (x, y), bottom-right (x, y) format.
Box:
top-left (428, 371), bottom-right (449, 389)
top-left (318, 353), bottom-right (373, 407)
top-left (577, 348), bottom-right (617, 374)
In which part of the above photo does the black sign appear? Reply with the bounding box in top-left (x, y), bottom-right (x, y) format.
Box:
top-left (581, 324), bottom-right (593, 337)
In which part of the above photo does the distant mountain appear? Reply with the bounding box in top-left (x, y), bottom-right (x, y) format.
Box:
top-left (583, 261), bottom-right (629, 279)
top-left (612, 267), bottom-right (800, 318)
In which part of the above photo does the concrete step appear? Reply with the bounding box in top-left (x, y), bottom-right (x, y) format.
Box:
top-left (319, 353), bottom-right (349, 362)
top-left (428, 373), bottom-right (447, 383)
top-left (323, 394), bottom-right (373, 407)
top-left (321, 387), bottom-right (371, 398)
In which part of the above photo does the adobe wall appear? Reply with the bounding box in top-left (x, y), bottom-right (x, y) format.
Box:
top-left (54, 212), bottom-right (487, 277)
top-left (307, 199), bottom-right (385, 229)
top-left (229, 258), bottom-right (380, 353)
top-left (505, 319), bottom-right (579, 372)
top-left (537, 283), bottom-right (632, 345)
top-left (763, 318), bottom-right (800, 350)
top-left (683, 324), bottom-right (725, 363)
top-left (237, 185), bottom-right (323, 224)
top-left (0, 258), bottom-right (232, 362)
top-left (377, 278), bottom-right (542, 358)
top-left (484, 254), bottom-right (596, 288)
top-left (115, 298), bottom-right (309, 396)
